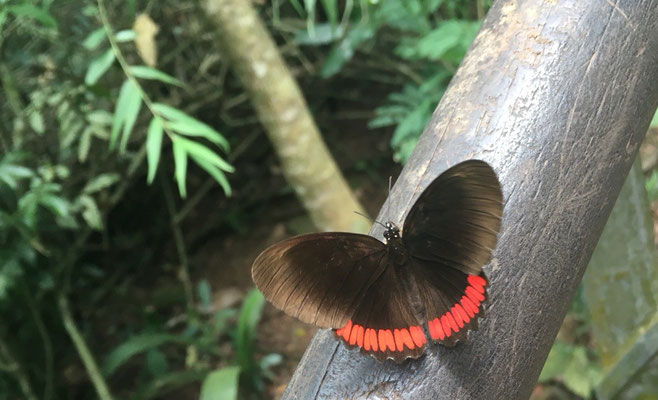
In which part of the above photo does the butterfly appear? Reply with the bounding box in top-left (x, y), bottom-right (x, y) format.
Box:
top-left (251, 160), bottom-right (503, 362)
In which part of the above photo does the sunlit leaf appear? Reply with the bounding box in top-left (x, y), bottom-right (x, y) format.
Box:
top-left (200, 367), bottom-right (239, 400)
top-left (152, 103), bottom-right (229, 152)
top-left (83, 28), bottom-right (106, 50)
top-left (85, 49), bottom-right (116, 85)
top-left (130, 65), bottom-right (183, 87)
top-left (195, 158), bottom-right (232, 197)
top-left (172, 137), bottom-right (188, 197)
top-left (174, 136), bottom-right (234, 173)
top-left (146, 117), bottom-right (164, 184)
top-left (110, 80), bottom-right (142, 152)
top-left (119, 81), bottom-right (143, 153)
top-left (115, 29), bottom-right (136, 42)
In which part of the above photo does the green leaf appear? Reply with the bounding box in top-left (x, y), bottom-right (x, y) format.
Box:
top-left (110, 80), bottom-right (142, 152)
top-left (78, 195), bottom-right (103, 230)
top-left (200, 367), bottom-right (240, 400)
top-left (102, 333), bottom-right (189, 377)
top-left (197, 280), bottom-right (212, 310)
top-left (295, 23), bottom-right (344, 45)
top-left (195, 158), bottom-right (232, 197)
top-left (8, 4), bottom-right (57, 29)
top-left (83, 173), bottom-right (120, 194)
top-left (174, 136), bottom-right (234, 173)
top-left (320, 0), bottom-right (338, 28)
top-left (172, 138), bottom-right (188, 197)
top-left (146, 117), bottom-right (164, 184)
top-left (130, 66), bottom-right (184, 87)
top-left (152, 103), bottom-right (229, 152)
top-left (136, 370), bottom-right (207, 400)
top-left (119, 83), bottom-right (143, 153)
top-left (235, 289), bottom-right (265, 372)
top-left (145, 348), bottom-right (168, 377)
top-left (88, 110), bottom-right (114, 126)
top-left (115, 29), bottom-right (136, 42)
top-left (83, 28), bottom-right (106, 50)
top-left (28, 110), bottom-right (45, 134)
top-left (78, 127), bottom-right (92, 162)
top-left (321, 23), bottom-right (376, 78)
top-left (85, 49), bottom-right (116, 85)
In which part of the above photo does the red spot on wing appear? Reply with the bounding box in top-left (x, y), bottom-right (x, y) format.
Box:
top-left (410, 325), bottom-right (426, 347)
top-left (454, 304), bottom-right (470, 324)
top-left (467, 274), bottom-right (486, 291)
top-left (451, 306), bottom-right (464, 328)
top-left (368, 329), bottom-right (378, 352)
top-left (440, 315), bottom-right (452, 337)
top-left (428, 318), bottom-right (444, 340)
top-left (335, 322), bottom-right (427, 356)
top-left (356, 325), bottom-right (364, 347)
top-left (426, 274), bottom-right (487, 343)
top-left (394, 328), bottom-right (415, 351)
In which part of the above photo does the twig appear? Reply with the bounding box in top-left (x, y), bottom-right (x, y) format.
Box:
top-left (22, 283), bottom-right (54, 400)
top-left (0, 333), bottom-right (39, 400)
top-left (57, 292), bottom-right (114, 400)
top-left (161, 175), bottom-right (194, 309)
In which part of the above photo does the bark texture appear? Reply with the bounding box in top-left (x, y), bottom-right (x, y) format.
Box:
top-left (283, 0), bottom-right (658, 399)
top-left (203, 0), bottom-right (369, 233)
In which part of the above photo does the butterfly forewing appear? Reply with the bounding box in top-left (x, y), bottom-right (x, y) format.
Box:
top-left (252, 232), bottom-right (387, 328)
top-left (403, 160), bottom-right (503, 275)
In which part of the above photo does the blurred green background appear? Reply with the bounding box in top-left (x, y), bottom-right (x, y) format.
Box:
top-left (0, 0), bottom-right (656, 399)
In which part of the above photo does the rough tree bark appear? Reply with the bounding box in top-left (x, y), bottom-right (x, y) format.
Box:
top-left (283, 0), bottom-right (658, 399)
top-left (202, 0), bottom-right (370, 233)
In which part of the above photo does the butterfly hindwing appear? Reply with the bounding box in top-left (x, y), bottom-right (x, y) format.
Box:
top-left (252, 232), bottom-right (387, 328)
top-left (412, 258), bottom-right (488, 345)
top-left (334, 258), bottom-right (427, 362)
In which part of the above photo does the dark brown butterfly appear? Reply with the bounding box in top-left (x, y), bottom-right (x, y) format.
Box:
top-left (252, 160), bottom-right (503, 362)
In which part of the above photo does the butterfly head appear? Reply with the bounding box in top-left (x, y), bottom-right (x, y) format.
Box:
top-left (383, 222), bottom-right (401, 242)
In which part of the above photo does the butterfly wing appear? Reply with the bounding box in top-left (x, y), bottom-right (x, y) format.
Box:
top-left (334, 258), bottom-right (428, 362)
top-left (252, 232), bottom-right (388, 329)
top-left (402, 160), bottom-right (502, 345)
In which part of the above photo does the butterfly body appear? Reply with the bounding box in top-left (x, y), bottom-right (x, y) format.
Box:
top-left (252, 160), bottom-right (503, 362)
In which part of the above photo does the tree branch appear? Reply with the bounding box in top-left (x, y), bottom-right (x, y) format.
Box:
top-left (202, 0), bottom-right (370, 233)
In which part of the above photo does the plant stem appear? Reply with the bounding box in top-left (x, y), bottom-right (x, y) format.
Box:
top-left (161, 176), bottom-right (194, 309)
top-left (57, 292), bottom-right (115, 400)
top-left (22, 283), bottom-right (54, 400)
top-left (0, 333), bottom-right (39, 400)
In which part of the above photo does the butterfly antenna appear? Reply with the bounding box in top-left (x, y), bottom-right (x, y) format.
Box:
top-left (354, 211), bottom-right (386, 229)
top-left (386, 176), bottom-right (392, 223)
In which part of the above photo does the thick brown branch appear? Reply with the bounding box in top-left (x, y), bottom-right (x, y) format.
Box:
top-left (282, 0), bottom-right (658, 398)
